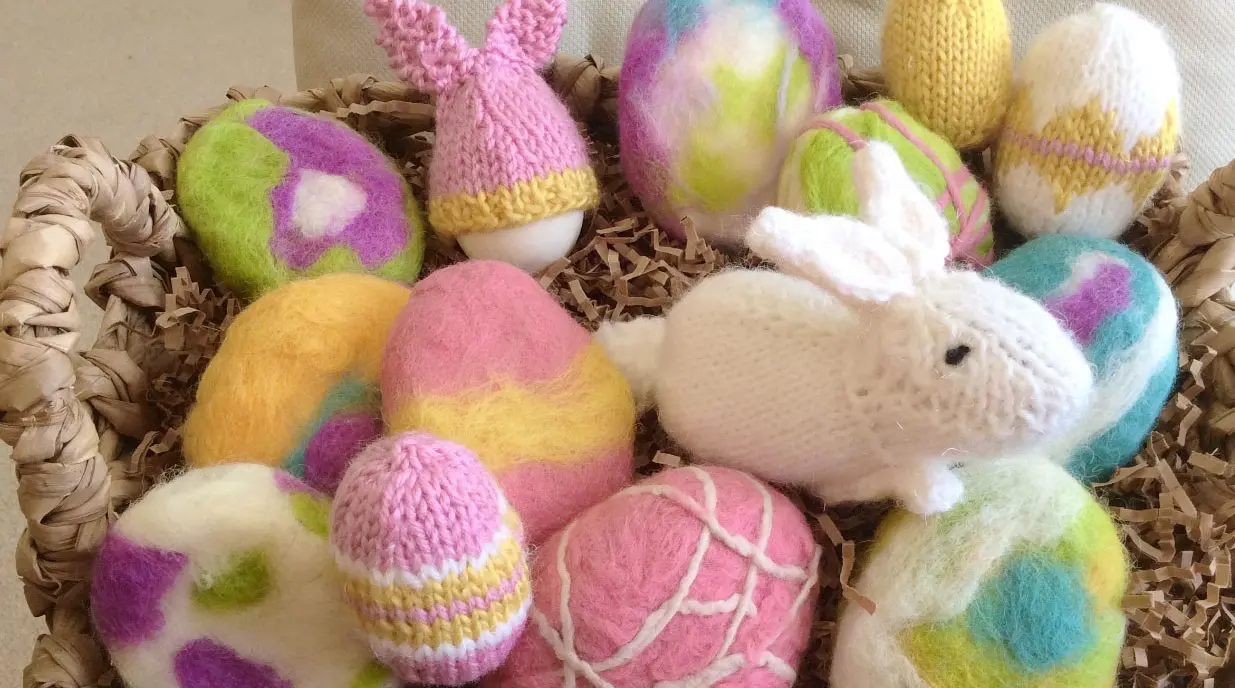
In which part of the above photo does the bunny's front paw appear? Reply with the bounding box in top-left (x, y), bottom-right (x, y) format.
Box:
top-left (898, 464), bottom-right (965, 515)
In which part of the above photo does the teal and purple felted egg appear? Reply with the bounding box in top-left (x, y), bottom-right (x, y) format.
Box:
top-left (988, 234), bottom-right (1179, 481)
top-left (90, 464), bottom-right (396, 688)
top-left (619, 0), bottom-right (841, 244)
top-left (831, 457), bottom-right (1128, 688)
top-left (177, 100), bottom-right (424, 297)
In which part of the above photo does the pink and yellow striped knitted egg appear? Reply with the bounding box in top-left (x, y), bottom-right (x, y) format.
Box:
top-left (381, 260), bottom-right (637, 546)
top-left (332, 433), bottom-right (531, 686)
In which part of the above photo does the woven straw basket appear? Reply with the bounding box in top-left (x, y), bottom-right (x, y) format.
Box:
top-left (3, 57), bottom-right (1234, 688)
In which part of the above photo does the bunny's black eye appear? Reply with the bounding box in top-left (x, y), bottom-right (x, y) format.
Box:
top-left (945, 345), bottom-right (972, 367)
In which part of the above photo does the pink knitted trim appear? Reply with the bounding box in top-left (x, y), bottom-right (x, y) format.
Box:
top-left (345, 570), bottom-right (525, 626)
top-left (1001, 128), bottom-right (1173, 175)
top-left (807, 117), bottom-right (866, 149)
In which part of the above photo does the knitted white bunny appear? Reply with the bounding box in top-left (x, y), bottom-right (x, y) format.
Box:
top-left (599, 143), bottom-right (1094, 515)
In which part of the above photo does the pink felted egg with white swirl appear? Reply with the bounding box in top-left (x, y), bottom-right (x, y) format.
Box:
top-left (485, 466), bottom-right (821, 688)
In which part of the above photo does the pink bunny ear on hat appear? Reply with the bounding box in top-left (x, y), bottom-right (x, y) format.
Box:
top-left (747, 207), bottom-right (916, 304)
top-left (485, 0), bottom-right (568, 67)
top-left (366, 0), bottom-right (477, 94)
top-left (853, 142), bottom-right (951, 279)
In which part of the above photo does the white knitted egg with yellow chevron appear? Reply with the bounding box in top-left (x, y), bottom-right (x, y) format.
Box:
top-left (994, 3), bottom-right (1180, 240)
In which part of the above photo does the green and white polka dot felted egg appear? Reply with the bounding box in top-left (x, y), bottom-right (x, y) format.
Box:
top-left (831, 456), bottom-right (1128, 688)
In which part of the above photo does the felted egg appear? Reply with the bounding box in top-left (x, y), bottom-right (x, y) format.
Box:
top-left (485, 466), bottom-right (821, 688)
top-left (831, 457), bottom-right (1128, 688)
top-left (177, 99), bottom-right (425, 297)
top-left (332, 433), bottom-right (531, 685)
top-left (381, 260), bottom-right (636, 546)
top-left (988, 234), bottom-right (1178, 482)
top-left (91, 464), bottom-right (395, 688)
top-left (183, 274), bottom-right (409, 494)
top-left (882, 0), bottom-right (1012, 150)
top-left (619, 0), bottom-right (841, 244)
top-left (994, 4), bottom-right (1181, 239)
top-left (777, 99), bottom-right (995, 267)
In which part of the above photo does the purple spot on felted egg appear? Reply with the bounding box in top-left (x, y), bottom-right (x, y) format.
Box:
top-left (303, 413), bottom-right (381, 495)
top-left (91, 533), bottom-right (188, 646)
top-left (247, 107), bottom-right (409, 270)
top-left (1045, 261), bottom-right (1132, 346)
top-left (174, 638), bottom-right (293, 688)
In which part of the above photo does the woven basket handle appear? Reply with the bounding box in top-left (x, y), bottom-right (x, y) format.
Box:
top-left (1, 135), bottom-right (184, 688)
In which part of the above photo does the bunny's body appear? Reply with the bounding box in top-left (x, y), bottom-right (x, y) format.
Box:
top-left (601, 143), bottom-right (1094, 514)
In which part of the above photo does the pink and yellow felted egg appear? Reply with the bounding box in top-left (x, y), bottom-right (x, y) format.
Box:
top-left (381, 260), bottom-right (636, 546)
top-left (831, 457), bottom-right (1128, 688)
top-left (994, 4), bottom-right (1181, 239)
top-left (485, 465), bottom-right (822, 688)
top-left (619, 0), bottom-right (841, 244)
top-left (777, 99), bottom-right (995, 267)
top-left (183, 274), bottom-right (409, 494)
top-left (177, 99), bottom-right (425, 298)
top-left (91, 464), bottom-right (396, 688)
top-left (332, 433), bottom-right (532, 686)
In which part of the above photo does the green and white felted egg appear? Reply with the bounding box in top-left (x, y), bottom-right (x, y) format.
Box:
top-left (90, 464), bottom-right (395, 688)
top-left (831, 457), bottom-right (1128, 688)
top-left (777, 99), bottom-right (995, 267)
top-left (988, 234), bottom-right (1179, 482)
top-left (177, 99), bottom-right (425, 298)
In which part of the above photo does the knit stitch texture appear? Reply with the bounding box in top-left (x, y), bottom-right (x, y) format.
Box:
top-left (882, 0), bottom-right (1013, 150)
top-left (366, 0), bottom-right (598, 236)
top-left (599, 143), bottom-right (1094, 515)
top-left (332, 433), bottom-right (531, 686)
top-left (994, 3), bottom-right (1180, 239)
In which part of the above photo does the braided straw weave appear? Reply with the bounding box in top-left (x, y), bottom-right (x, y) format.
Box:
top-left (1, 58), bottom-right (1231, 688)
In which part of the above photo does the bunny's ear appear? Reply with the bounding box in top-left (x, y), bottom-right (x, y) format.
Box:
top-left (853, 142), bottom-right (951, 278)
top-left (366, 0), bottom-right (477, 94)
top-left (485, 0), bottom-right (568, 68)
top-left (747, 207), bottom-right (916, 303)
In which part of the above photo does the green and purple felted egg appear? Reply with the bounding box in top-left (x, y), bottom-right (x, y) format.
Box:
top-left (831, 457), bottom-right (1128, 688)
top-left (777, 99), bottom-right (995, 267)
top-left (91, 464), bottom-right (397, 688)
top-left (177, 100), bottom-right (424, 297)
top-left (988, 234), bottom-right (1179, 482)
top-left (619, 0), bottom-right (841, 245)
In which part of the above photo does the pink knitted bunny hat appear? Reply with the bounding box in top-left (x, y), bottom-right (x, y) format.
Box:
top-left (367, 0), bottom-right (599, 237)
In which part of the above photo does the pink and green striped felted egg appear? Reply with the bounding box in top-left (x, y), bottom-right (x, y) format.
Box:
top-left (777, 99), bottom-right (995, 267)
top-left (177, 99), bottom-right (424, 298)
top-left (619, 0), bottom-right (841, 244)
top-left (90, 464), bottom-right (397, 688)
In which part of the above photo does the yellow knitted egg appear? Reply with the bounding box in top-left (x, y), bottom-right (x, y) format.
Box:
top-left (882, 0), bottom-right (1012, 150)
top-left (993, 4), bottom-right (1180, 240)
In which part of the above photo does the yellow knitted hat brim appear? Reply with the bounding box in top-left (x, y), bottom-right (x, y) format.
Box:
top-left (429, 167), bottom-right (600, 236)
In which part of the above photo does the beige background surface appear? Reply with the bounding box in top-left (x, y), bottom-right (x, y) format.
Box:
top-left (0, 1), bottom-right (295, 683)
